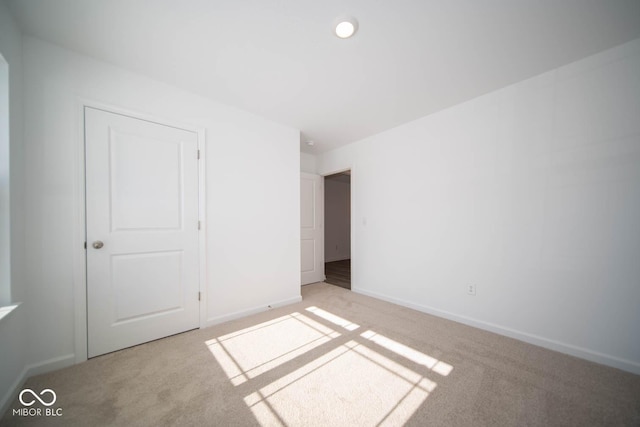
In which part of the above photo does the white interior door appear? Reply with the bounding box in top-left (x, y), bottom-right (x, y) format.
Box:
top-left (301, 173), bottom-right (324, 285)
top-left (85, 107), bottom-right (200, 357)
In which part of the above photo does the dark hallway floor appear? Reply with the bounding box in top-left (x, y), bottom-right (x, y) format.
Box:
top-left (325, 259), bottom-right (350, 290)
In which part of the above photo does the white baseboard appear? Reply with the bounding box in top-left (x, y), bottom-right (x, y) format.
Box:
top-left (0, 365), bottom-right (28, 418)
top-left (25, 354), bottom-right (76, 378)
top-left (204, 295), bottom-right (303, 327)
top-left (352, 287), bottom-right (640, 376)
top-left (0, 353), bottom-right (75, 418)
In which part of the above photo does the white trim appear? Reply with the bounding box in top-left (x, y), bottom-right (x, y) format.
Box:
top-left (197, 129), bottom-right (207, 328)
top-left (0, 365), bottom-right (27, 418)
top-left (203, 295), bottom-right (302, 327)
top-left (73, 99), bottom-right (88, 364)
top-left (0, 302), bottom-right (20, 324)
top-left (24, 353), bottom-right (76, 378)
top-left (320, 167), bottom-right (351, 177)
top-left (73, 98), bottom-right (207, 363)
top-left (76, 99), bottom-right (206, 133)
top-left (352, 287), bottom-right (640, 375)
top-left (0, 354), bottom-right (75, 418)
top-left (320, 165), bottom-right (354, 289)
top-left (349, 166), bottom-right (354, 292)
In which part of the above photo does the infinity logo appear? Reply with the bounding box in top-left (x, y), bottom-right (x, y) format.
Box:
top-left (19, 389), bottom-right (57, 407)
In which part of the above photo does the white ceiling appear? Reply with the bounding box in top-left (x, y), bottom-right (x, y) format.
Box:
top-left (7, 0), bottom-right (640, 153)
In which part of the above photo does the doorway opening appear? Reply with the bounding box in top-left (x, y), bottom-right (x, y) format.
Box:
top-left (324, 171), bottom-right (351, 290)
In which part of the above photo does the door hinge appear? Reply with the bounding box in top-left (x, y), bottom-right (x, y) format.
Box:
top-left (84, 242), bottom-right (87, 249)
top-left (198, 220), bottom-right (201, 230)
top-left (197, 149), bottom-right (200, 159)
top-left (198, 292), bottom-right (201, 301)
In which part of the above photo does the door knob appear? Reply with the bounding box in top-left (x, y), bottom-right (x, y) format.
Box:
top-left (92, 241), bottom-right (104, 249)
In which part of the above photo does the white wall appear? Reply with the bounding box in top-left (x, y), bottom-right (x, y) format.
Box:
top-left (300, 152), bottom-right (317, 173)
top-left (325, 175), bottom-right (351, 262)
top-left (318, 38), bottom-right (640, 374)
top-left (0, 0), bottom-right (28, 415)
top-left (20, 37), bottom-right (301, 372)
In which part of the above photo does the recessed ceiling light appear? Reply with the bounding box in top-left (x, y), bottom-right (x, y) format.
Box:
top-left (334, 16), bottom-right (358, 39)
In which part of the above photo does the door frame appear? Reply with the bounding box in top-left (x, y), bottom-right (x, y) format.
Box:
top-left (320, 167), bottom-right (353, 289)
top-left (72, 99), bottom-right (207, 363)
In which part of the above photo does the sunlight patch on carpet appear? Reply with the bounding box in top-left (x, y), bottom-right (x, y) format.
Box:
top-left (361, 330), bottom-right (453, 376)
top-left (305, 306), bottom-right (360, 331)
top-left (205, 312), bottom-right (340, 385)
top-left (206, 306), bottom-right (453, 425)
top-left (243, 340), bottom-right (437, 426)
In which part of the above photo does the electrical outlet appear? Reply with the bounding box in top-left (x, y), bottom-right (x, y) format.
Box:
top-left (467, 285), bottom-right (476, 296)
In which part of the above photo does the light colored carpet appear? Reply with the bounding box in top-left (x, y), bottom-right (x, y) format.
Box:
top-left (2, 282), bottom-right (640, 426)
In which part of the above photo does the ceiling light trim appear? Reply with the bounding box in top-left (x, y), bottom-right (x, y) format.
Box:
top-left (334, 15), bottom-right (358, 39)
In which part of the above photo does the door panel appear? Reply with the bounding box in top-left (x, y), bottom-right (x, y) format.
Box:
top-left (111, 250), bottom-right (183, 323)
top-left (85, 107), bottom-right (200, 357)
top-left (301, 173), bottom-right (324, 284)
top-left (110, 130), bottom-right (183, 231)
top-left (301, 239), bottom-right (315, 273)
